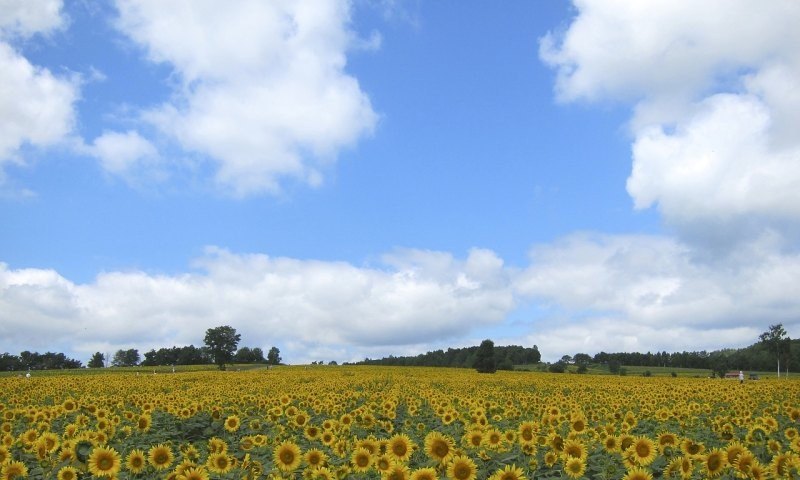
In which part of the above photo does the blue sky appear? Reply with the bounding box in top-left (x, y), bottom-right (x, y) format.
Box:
top-left (2, 1), bottom-right (799, 365)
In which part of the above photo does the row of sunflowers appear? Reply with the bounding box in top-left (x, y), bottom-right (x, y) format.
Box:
top-left (1, 366), bottom-right (799, 479)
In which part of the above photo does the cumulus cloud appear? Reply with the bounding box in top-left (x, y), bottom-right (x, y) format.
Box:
top-left (114, 0), bottom-right (378, 196)
top-left (0, 1), bottom-right (78, 178)
top-left (0, 247), bottom-right (514, 364)
top-left (542, 0), bottom-right (800, 248)
top-left (516, 233), bottom-right (800, 360)
top-left (88, 130), bottom-right (161, 182)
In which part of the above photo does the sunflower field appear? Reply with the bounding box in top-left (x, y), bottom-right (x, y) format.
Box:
top-left (1, 366), bottom-right (798, 480)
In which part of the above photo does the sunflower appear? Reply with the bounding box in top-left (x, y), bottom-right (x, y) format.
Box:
top-left (206, 452), bottom-right (233, 475)
top-left (387, 434), bottom-right (416, 462)
top-left (274, 440), bottom-right (302, 472)
top-left (0, 446), bottom-right (9, 464)
top-left (657, 432), bottom-right (677, 451)
top-left (463, 430), bottom-right (484, 449)
top-left (1, 461), bottom-right (28, 480)
top-left (549, 434), bottom-right (565, 453)
top-left (733, 450), bottom-right (756, 478)
top-left (305, 448), bottom-right (328, 469)
top-left (410, 467), bottom-right (438, 480)
top-left (351, 447), bottom-right (373, 473)
top-left (375, 455), bottom-right (393, 473)
top-left (604, 435), bottom-right (620, 453)
top-left (87, 446), bottom-right (121, 478)
top-left (490, 464), bottom-right (525, 480)
top-left (563, 457), bottom-right (586, 479)
top-left (628, 436), bottom-right (656, 466)
top-left (223, 415), bottom-right (240, 432)
top-left (56, 466), bottom-right (78, 480)
top-left (126, 449), bottom-right (146, 473)
top-left (424, 431), bottom-right (454, 463)
top-left (562, 439), bottom-right (587, 460)
top-left (768, 452), bottom-right (796, 479)
top-left (148, 443), bottom-right (174, 470)
top-left (518, 421), bottom-right (537, 444)
top-left (314, 467), bottom-right (336, 480)
top-left (177, 467), bottom-right (210, 480)
top-left (544, 450), bottom-right (559, 467)
top-left (621, 467), bottom-right (652, 480)
top-left (207, 437), bottom-right (228, 454)
top-left (382, 463), bottom-right (410, 480)
top-left (136, 415), bottom-right (151, 431)
top-left (700, 449), bottom-right (727, 478)
top-left (680, 438), bottom-right (704, 457)
top-left (486, 429), bottom-right (504, 449)
top-left (447, 455), bottom-right (477, 480)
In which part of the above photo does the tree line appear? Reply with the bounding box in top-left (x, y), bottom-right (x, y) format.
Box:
top-left (2, 325), bottom-right (280, 371)
top-left (353, 343), bottom-right (541, 370)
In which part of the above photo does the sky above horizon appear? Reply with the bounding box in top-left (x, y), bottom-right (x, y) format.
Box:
top-left (2, 0), bottom-right (799, 365)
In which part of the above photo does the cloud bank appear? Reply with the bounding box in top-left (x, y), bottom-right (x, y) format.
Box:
top-left (0, 0), bottom-right (78, 182)
top-left (109, 0), bottom-right (378, 195)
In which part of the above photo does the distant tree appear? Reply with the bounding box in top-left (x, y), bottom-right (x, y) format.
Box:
top-left (111, 349), bottom-right (140, 367)
top-left (759, 324), bottom-right (789, 378)
top-left (548, 361), bottom-right (567, 373)
top-left (608, 359), bottom-right (621, 374)
top-left (561, 354), bottom-right (573, 364)
top-left (266, 346), bottom-right (282, 366)
top-left (576, 364), bottom-right (588, 374)
top-left (328, 360), bottom-right (338, 366)
top-left (497, 357), bottom-right (514, 371)
top-left (204, 325), bottom-right (241, 370)
top-left (88, 352), bottom-right (105, 368)
top-left (474, 339), bottom-right (497, 373)
top-left (234, 346), bottom-right (265, 363)
top-left (573, 353), bottom-right (591, 366)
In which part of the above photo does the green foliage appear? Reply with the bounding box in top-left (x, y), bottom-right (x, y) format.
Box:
top-left (267, 346), bottom-right (282, 365)
top-left (111, 348), bottom-right (140, 367)
top-left (548, 361), bottom-right (566, 373)
top-left (87, 352), bottom-right (105, 368)
top-left (474, 339), bottom-right (497, 373)
top-left (204, 325), bottom-right (241, 370)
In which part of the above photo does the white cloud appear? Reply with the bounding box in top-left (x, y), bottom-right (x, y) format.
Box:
top-left (89, 130), bottom-right (160, 180)
top-left (541, 1), bottom-right (800, 248)
top-left (0, 247), bottom-right (514, 364)
top-left (0, 0), bottom-right (64, 39)
top-left (114, 0), bottom-right (378, 196)
top-left (0, 1), bottom-right (77, 180)
top-left (516, 233), bottom-right (800, 360)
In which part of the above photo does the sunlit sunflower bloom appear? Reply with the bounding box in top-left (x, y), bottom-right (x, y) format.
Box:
top-left (305, 448), bottom-right (328, 469)
top-left (447, 455), bottom-right (477, 480)
top-left (622, 467), bottom-right (652, 480)
top-left (769, 452), bottom-right (797, 479)
top-left (549, 434), bottom-right (565, 453)
top-left (375, 455), bottom-right (393, 473)
top-left (382, 463), bottom-right (410, 480)
top-left (313, 467), bottom-right (336, 480)
top-left (206, 452), bottom-right (233, 475)
top-left (56, 466), bottom-right (78, 480)
top-left (680, 438), bottom-right (704, 457)
top-left (544, 451), bottom-right (559, 467)
top-left (657, 432), bottom-right (677, 452)
top-left (701, 449), bottom-right (727, 478)
top-left (223, 415), bottom-right (240, 433)
top-left (518, 421), bottom-right (537, 444)
top-left (1, 460), bottom-right (28, 479)
top-left (486, 429), bottom-right (504, 450)
top-left (424, 431), bottom-right (454, 464)
top-left (148, 443), bottom-right (174, 470)
top-left (562, 439), bottom-right (587, 461)
top-left (0, 445), bottom-right (10, 464)
top-left (87, 446), bottom-right (121, 478)
top-left (387, 434), bottom-right (416, 462)
top-left (126, 449), bottom-right (146, 473)
top-left (321, 431), bottom-right (337, 446)
top-left (207, 437), bottom-right (228, 455)
top-left (731, 450), bottom-right (755, 478)
top-left (628, 436), bottom-right (656, 466)
top-left (350, 447), bottom-right (373, 473)
top-left (274, 440), bottom-right (302, 472)
top-left (463, 430), bottom-right (484, 449)
top-left (563, 457), bottom-right (586, 479)
top-left (136, 414), bottom-right (151, 432)
top-left (604, 435), bottom-right (620, 453)
top-left (177, 467), bottom-right (210, 480)
top-left (489, 463), bottom-right (525, 480)
top-left (409, 467), bottom-right (438, 480)
top-left (750, 460), bottom-right (769, 480)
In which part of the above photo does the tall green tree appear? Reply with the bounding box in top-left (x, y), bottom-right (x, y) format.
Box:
top-left (759, 324), bottom-right (788, 378)
top-left (204, 325), bottom-right (241, 370)
top-left (267, 346), bottom-right (281, 365)
top-left (474, 339), bottom-right (497, 373)
top-left (111, 349), bottom-right (140, 367)
top-left (88, 352), bottom-right (105, 368)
